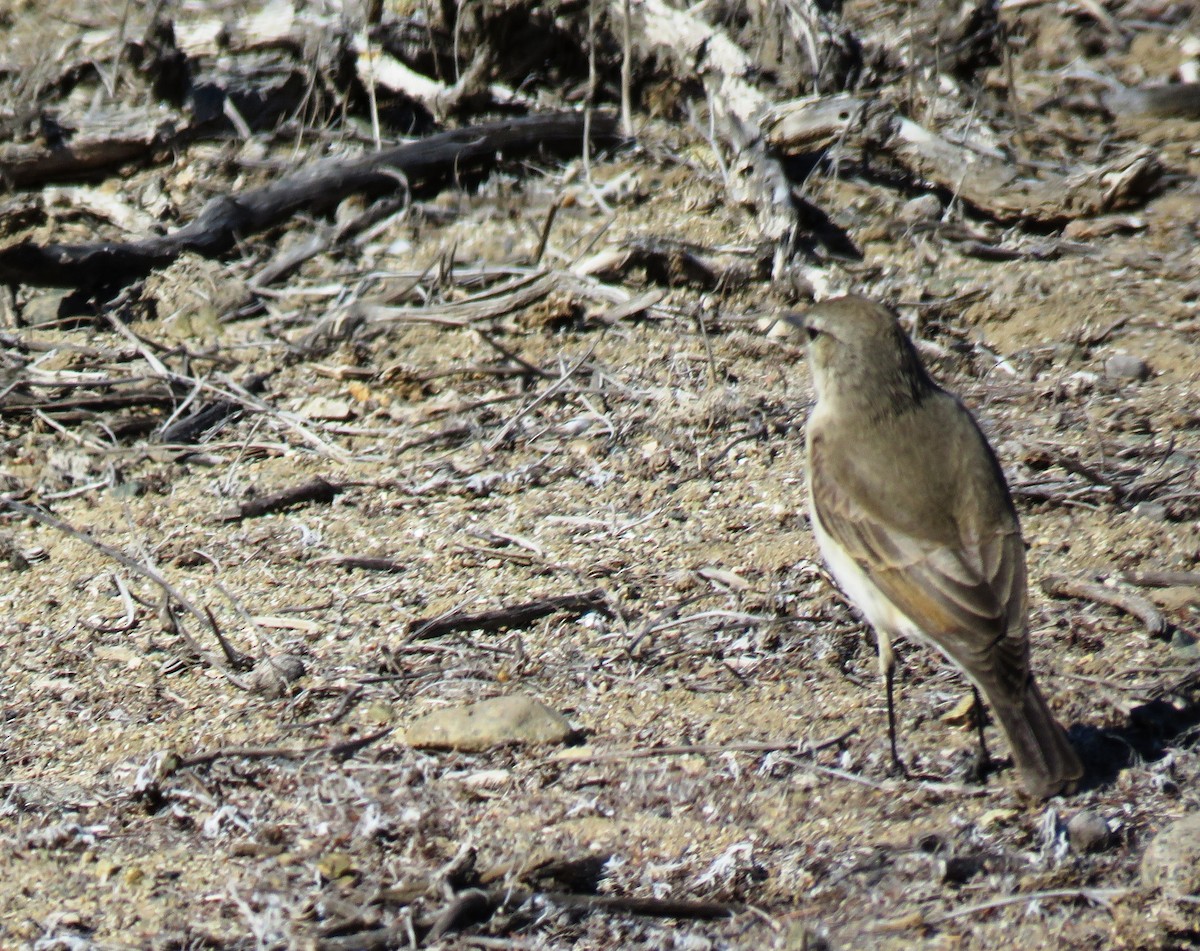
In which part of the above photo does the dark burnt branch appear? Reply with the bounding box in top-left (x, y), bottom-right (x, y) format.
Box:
top-left (219, 476), bottom-right (343, 521)
top-left (406, 588), bottom-right (611, 640)
top-left (0, 112), bottom-right (622, 289)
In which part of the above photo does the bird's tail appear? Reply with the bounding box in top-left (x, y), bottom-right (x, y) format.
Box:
top-left (987, 679), bottom-right (1083, 799)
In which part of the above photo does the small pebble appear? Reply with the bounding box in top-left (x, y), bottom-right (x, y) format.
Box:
top-left (1131, 501), bottom-right (1168, 521)
top-left (1169, 628), bottom-right (1200, 661)
top-left (1067, 811), bottom-right (1113, 853)
top-left (1104, 353), bottom-right (1151, 382)
top-left (899, 194), bottom-right (943, 222)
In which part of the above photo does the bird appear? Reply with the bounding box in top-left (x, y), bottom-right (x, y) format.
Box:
top-left (790, 294), bottom-right (1083, 799)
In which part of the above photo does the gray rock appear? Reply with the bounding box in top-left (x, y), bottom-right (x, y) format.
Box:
top-left (1104, 353), bottom-right (1151, 382)
top-left (899, 194), bottom-right (943, 222)
top-left (1131, 501), bottom-right (1167, 521)
top-left (1067, 810), bottom-right (1113, 853)
top-left (1170, 629), bottom-right (1200, 661)
top-left (1141, 812), bottom-right (1200, 893)
top-left (405, 694), bottom-right (573, 751)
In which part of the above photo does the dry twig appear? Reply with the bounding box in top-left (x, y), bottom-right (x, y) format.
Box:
top-left (1041, 573), bottom-right (1168, 638)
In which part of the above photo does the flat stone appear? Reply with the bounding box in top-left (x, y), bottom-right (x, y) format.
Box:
top-left (300, 396), bottom-right (354, 420)
top-left (1141, 812), bottom-right (1200, 894)
top-left (1105, 353), bottom-right (1151, 382)
top-left (405, 695), bottom-right (573, 752)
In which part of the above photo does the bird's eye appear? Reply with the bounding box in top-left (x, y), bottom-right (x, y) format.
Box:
top-left (806, 326), bottom-right (820, 341)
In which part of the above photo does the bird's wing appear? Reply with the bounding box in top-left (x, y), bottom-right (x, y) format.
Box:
top-left (810, 440), bottom-right (1027, 685)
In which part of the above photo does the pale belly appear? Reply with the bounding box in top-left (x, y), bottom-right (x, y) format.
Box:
top-left (810, 507), bottom-right (930, 671)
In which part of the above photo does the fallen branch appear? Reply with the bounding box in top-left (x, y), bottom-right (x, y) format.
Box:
top-left (1041, 573), bottom-right (1168, 638)
top-left (555, 728), bottom-right (856, 764)
top-left (0, 112), bottom-right (176, 188)
top-left (309, 555), bottom-right (406, 573)
top-left (0, 112), bottom-right (622, 289)
top-left (921, 887), bottom-right (1130, 925)
top-left (1118, 569), bottom-right (1200, 589)
top-left (406, 589), bottom-right (610, 640)
top-left (318, 883), bottom-right (740, 950)
top-left (766, 93), bottom-right (1165, 226)
top-left (0, 496), bottom-right (249, 672)
top-left (219, 476), bottom-right (342, 521)
top-left (175, 726), bottom-right (393, 769)
top-left (532, 890), bottom-right (739, 920)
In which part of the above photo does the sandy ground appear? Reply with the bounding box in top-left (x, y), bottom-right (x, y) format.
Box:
top-left (2, 1), bottom-right (1200, 948)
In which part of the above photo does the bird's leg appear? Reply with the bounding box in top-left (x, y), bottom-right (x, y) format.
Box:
top-left (968, 686), bottom-right (992, 784)
top-left (879, 630), bottom-right (908, 778)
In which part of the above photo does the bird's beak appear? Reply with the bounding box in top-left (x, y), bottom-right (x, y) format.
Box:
top-left (783, 312), bottom-right (807, 333)
top-left (783, 311), bottom-right (818, 342)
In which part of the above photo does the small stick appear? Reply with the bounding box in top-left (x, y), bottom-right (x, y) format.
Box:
top-left (1041, 573), bottom-right (1167, 637)
top-left (176, 726), bottom-right (393, 769)
top-left (220, 476), bottom-right (342, 521)
top-left (281, 685), bottom-right (364, 731)
top-left (922, 887), bottom-right (1130, 925)
top-left (309, 555), bottom-right (406, 573)
top-left (406, 589), bottom-right (609, 640)
top-left (554, 728), bottom-right (856, 764)
top-left (1118, 569), bottom-right (1200, 589)
top-left (487, 341), bottom-right (600, 450)
top-left (0, 497), bottom-right (238, 667)
top-left (533, 198), bottom-right (561, 266)
top-left (534, 890), bottom-right (739, 920)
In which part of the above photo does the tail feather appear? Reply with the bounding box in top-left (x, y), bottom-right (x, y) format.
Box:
top-left (986, 679), bottom-right (1083, 799)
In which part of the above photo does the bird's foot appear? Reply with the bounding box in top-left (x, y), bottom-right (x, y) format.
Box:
top-left (962, 747), bottom-right (993, 786)
top-left (886, 753), bottom-right (910, 780)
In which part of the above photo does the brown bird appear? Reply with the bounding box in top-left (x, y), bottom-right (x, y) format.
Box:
top-left (791, 295), bottom-right (1082, 798)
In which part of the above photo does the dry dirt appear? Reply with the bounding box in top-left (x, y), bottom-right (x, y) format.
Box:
top-left (2, 1), bottom-right (1200, 949)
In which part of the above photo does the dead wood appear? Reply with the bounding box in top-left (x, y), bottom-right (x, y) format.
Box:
top-left (0, 385), bottom-right (178, 421)
top-left (0, 496), bottom-right (251, 674)
top-left (175, 726), bottom-right (394, 770)
top-left (406, 589), bottom-right (611, 640)
top-left (614, 0), bottom-right (801, 246)
top-left (766, 94), bottom-right (1166, 226)
top-left (1041, 573), bottom-right (1168, 638)
top-left (157, 372), bottom-right (269, 444)
top-left (357, 271), bottom-right (561, 327)
top-left (0, 115), bottom-right (179, 189)
top-left (1119, 569), bottom-right (1200, 588)
top-left (219, 475), bottom-right (342, 522)
top-left (309, 555), bottom-right (407, 573)
top-left (0, 112), bottom-right (622, 290)
top-left (529, 889), bottom-right (740, 920)
top-left (317, 883), bottom-right (738, 950)
top-left (572, 236), bottom-right (770, 289)
top-left (553, 727), bottom-right (856, 764)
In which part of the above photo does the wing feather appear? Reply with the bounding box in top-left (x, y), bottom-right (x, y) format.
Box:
top-left (809, 433), bottom-right (1028, 690)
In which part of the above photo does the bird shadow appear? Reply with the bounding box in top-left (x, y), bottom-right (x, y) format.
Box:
top-left (1069, 696), bottom-right (1200, 794)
